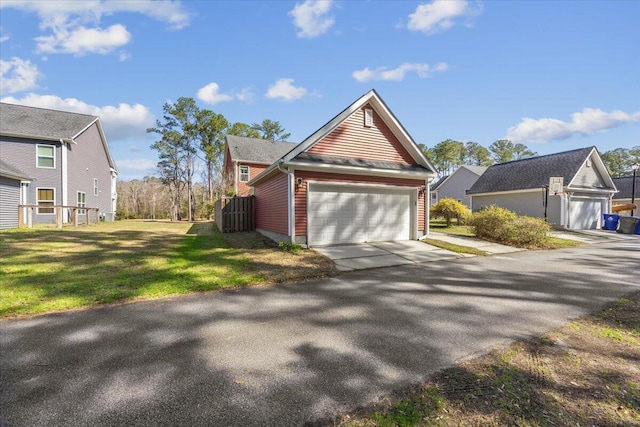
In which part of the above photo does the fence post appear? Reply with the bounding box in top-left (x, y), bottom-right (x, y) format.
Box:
top-left (56, 206), bottom-right (63, 229)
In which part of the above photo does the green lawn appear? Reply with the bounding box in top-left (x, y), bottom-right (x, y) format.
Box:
top-left (0, 221), bottom-right (262, 317)
top-left (429, 219), bottom-right (475, 237)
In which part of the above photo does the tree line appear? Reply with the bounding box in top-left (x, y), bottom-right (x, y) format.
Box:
top-left (420, 139), bottom-right (537, 175)
top-left (422, 139), bottom-right (639, 178)
top-left (116, 96), bottom-right (637, 220)
top-left (145, 97), bottom-right (290, 221)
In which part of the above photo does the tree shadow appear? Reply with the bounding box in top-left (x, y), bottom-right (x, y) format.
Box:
top-left (0, 239), bottom-right (638, 425)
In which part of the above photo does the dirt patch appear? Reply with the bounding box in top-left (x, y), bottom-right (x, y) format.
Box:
top-left (222, 231), bottom-right (338, 284)
top-left (340, 292), bottom-right (640, 427)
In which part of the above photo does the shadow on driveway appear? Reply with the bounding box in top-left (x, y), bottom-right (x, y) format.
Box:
top-left (1, 240), bottom-right (639, 426)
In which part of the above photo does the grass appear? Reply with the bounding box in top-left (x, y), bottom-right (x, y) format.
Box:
top-left (429, 219), bottom-right (475, 237)
top-left (0, 220), bottom-right (336, 318)
top-left (340, 291), bottom-right (640, 427)
top-left (422, 238), bottom-right (488, 256)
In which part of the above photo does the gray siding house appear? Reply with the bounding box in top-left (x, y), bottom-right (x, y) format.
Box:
top-left (0, 103), bottom-right (118, 229)
top-left (467, 147), bottom-right (616, 229)
top-left (430, 165), bottom-right (487, 208)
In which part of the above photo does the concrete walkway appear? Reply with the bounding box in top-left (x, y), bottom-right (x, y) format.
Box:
top-left (426, 231), bottom-right (524, 254)
top-left (314, 240), bottom-right (461, 271)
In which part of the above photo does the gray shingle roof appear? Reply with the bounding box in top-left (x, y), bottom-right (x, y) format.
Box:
top-left (0, 102), bottom-right (97, 141)
top-left (293, 152), bottom-right (431, 172)
top-left (612, 176), bottom-right (640, 199)
top-left (0, 158), bottom-right (31, 180)
top-left (226, 135), bottom-right (298, 164)
top-left (467, 147), bottom-right (598, 195)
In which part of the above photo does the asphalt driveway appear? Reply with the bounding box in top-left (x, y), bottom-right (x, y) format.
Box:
top-left (1, 240), bottom-right (639, 426)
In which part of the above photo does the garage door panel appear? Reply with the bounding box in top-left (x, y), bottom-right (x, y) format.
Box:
top-left (569, 199), bottom-right (602, 229)
top-left (308, 185), bottom-right (412, 245)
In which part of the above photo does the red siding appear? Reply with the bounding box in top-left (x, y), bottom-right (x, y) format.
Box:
top-left (254, 172), bottom-right (288, 235)
top-left (294, 171), bottom-right (425, 236)
top-left (236, 162), bottom-right (268, 196)
top-left (307, 104), bottom-right (416, 165)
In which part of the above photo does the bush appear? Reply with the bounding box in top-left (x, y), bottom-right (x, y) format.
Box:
top-left (469, 205), bottom-right (516, 239)
top-left (278, 241), bottom-right (302, 252)
top-left (505, 216), bottom-right (550, 247)
top-left (430, 198), bottom-right (471, 227)
top-left (469, 205), bottom-right (550, 248)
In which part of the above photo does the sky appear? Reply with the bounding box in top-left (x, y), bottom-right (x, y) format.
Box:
top-left (1, 0), bottom-right (639, 180)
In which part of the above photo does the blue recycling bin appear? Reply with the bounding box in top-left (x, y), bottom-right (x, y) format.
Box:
top-left (635, 218), bottom-right (640, 235)
top-left (602, 214), bottom-right (620, 231)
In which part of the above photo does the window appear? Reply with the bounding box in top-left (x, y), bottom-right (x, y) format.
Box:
top-left (37, 145), bottom-right (55, 168)
top-left (239, 166), bottom-right (249, 182)
top-left (37, 188), bottom-right (55, 214)
top-left (364, 108), bottom-right (374, 127)
top-left (94, 178), bottom-right (98, 196)
top-left (77, 192), bottom-right (86, 215)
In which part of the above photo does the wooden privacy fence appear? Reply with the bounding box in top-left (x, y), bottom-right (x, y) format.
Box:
top-left (215, 196), bottom-right (255, 233)
top-left (18, 205), bottom-right (100, 229)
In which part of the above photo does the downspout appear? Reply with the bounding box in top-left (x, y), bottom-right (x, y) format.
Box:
top-left (277, 160), bottom-right (295, 243)
top-left (233, 160), bottom-right (238, 195)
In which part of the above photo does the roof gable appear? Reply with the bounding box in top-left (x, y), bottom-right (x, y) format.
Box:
top-left (467, 147), bottom-right (615, 195)
top-left (284, 90), bottom-right (436, 172)
top-left (225, 135), bottom-right (298, 164)
top-left (433, 165), bottom-right (487, 192)
top-left (303, 103), bottom-right (417, 164)
top-left (0, 102), bottom-right (97, 141)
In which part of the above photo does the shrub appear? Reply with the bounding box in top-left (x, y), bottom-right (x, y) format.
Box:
top-left (469, 205), bottom-right (551, 248)
top-left (430, 198), bottom-right (471, 227)
top-left (505, 216), bottom-right (550, 247)
top-left (278, 241), bottom-right (302, 252)
top-left (469, 205), bottom-right (516, 239)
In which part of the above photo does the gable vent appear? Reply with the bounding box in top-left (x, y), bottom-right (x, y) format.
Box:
top-left (364, 108), bottom-right (373, 127)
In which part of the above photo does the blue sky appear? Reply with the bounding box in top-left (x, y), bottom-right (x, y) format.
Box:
top-left (1, 0), bottom-right (639, 180)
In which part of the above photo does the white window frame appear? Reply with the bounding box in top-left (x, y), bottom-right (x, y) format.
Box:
top-left (77, 191), bottom-right (86, 215)
top-left (239, 165), bottom-right (249, 182)
top-left (364, 108), bottom-right (374, 127)
top-left (36, 144), bottom-right (56, 169)
top-left (37, 187), bottom-right (55, 215)
top-left (94, 178), bottom-right (98, 196)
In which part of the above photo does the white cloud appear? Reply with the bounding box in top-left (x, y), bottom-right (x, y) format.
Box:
top-left (265, 78), bottom-right (309, 101)
top-left (506, 108), bottom-right (640, 143)
top-left (0, 93), bottom-right (156, 141)
top-left (116, 158), bottom-right (157, 174)
top-left (197, 82), bottom-right (233, 105)
top-left (36, 24), bottom-right (131, 55)
top-left (289, 0), bottom-right (334, 38)
top-left (0, 0), bottom-right (191, 56)
top-left (0, 57), bottom-right (41, 94)
top-left (235, 87), bottom-right (254, 102)
top-left (196, 82), bottom-right (254, 105)
top-left (352, 62), bottom-right (448, 82)
top-left (407, 0), bottom-right (482, 35)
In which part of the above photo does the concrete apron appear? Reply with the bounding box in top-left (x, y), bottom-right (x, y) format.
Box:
top-left (313, 240), bottom-right (462, 271)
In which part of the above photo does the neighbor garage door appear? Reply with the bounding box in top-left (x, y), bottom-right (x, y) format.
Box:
top-left (308, 184), bottom-right (412, 245)
top-left (569, 199), bottom-right (603, 229)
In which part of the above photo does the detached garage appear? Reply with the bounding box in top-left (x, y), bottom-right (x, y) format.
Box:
top-left (467, 146), bottom-right (616, 230)
top-left (246, 90), bottom-right (437, 246)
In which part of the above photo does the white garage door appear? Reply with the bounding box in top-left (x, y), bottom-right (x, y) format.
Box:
top-left (569, 199), bottom-right (602, 229)
top-left (308, 185), bottom-right (412, 245)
